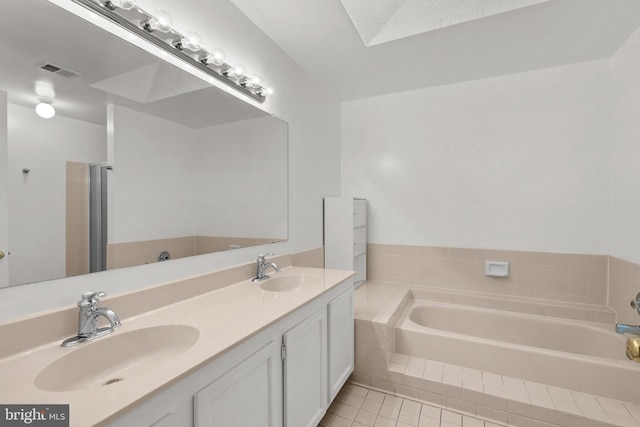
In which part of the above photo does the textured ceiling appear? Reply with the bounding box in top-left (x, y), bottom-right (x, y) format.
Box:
top-left (340, 0), bottom-right (550, 46)
top-left (229, 0), bottom-right (640, 100)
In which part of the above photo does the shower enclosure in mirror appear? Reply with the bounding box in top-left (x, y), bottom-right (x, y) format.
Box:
top-left (0, 0), bottom-right (288, 287)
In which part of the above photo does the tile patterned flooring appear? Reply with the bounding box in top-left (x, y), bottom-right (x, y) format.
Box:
top-left (320, 383), bottom-right (504, 427)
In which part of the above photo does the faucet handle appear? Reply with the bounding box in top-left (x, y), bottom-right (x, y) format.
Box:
top-left (82, 291), bottom-right (106, 300)
top-left (632, 292), bottom-right (640, 315)
top-left (257, 253), bottom-right (275, 261)
top-left (78, 291), bottom-right (106, 308)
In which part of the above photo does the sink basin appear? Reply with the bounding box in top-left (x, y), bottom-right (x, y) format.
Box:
top-left (35, 325), bottom-right (199, 392)
top-left (259, 275), bottom-right (320, 292)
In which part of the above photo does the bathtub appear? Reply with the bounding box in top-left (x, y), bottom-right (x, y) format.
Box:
top-left (395, 299), bottom-right (640, 403)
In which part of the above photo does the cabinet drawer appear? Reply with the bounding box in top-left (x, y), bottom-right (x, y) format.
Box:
top-left (353, 254), bottom-right (366, 284)
top-left (353, 199), bottom-right (367, 228)
top-left (353, 228), bottom-right (366, 257)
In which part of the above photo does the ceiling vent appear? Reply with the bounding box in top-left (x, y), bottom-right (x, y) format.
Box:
top-left (37, 62), bottom-right (81, 78)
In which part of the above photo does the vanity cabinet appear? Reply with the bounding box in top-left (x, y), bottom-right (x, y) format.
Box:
top-left (194, 343), bottom-right (278, 427)
top-left (107, 327), bottom-right (281, 427)
top-left (324, 197), bottom-right (367, 287)
top-left (328, 289), bottom-right (355, 401)
top-left (107, 278), bottom-right (354, 427)
top-left (282, 309), bottom-right (327, 427)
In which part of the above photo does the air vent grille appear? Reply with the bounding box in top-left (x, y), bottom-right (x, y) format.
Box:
top-left (41, 64), bottom-right (61, 73)
top-left (37, 62), bottom-right (81, 78)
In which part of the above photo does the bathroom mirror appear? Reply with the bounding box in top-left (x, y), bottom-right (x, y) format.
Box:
top-left (0, 0), bottom-right (288, 287)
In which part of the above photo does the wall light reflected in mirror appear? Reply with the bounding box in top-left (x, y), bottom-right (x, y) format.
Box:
top-left (35, 100), bottom-right (55, 119)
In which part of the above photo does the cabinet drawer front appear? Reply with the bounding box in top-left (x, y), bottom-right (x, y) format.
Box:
top-left (353, 227), bottom-right (367, 257)
top-left (353, 254), bottom-right (366, 284)
top-left (353, 199), bottom-right (367, 228)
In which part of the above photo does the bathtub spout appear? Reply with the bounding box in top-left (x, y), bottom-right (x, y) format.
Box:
top-left (615, 323), bottom-right (640, 335)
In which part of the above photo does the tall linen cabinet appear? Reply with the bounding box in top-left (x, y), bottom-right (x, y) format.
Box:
top-left (324, 197), bottom-right (367, 287)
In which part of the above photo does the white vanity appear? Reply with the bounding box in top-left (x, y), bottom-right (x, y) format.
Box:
top-left (0, 263), bottom-right (354, 427)
top-left (109, 270), bottom-right (354, 427)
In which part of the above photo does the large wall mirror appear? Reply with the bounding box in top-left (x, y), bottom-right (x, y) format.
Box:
top-left (0, 0), bottom-right (288, 288)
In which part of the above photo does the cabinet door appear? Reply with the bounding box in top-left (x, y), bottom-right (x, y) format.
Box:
top-left (283, 309), bottom-right (327, 427)
top-left (353, 253), bottom-right (367, 285)
top-left (328, 289), bottom-right (355, 401)
top-left (353, 199), bottom-right (367, 228)
top-left (353, 227), bottom-right (367, 257)
top-left (194, 343), bottom-right (277, 427)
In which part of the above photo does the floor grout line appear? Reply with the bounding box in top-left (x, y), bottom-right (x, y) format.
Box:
top-left (319, 382), bottom-right (508, 427)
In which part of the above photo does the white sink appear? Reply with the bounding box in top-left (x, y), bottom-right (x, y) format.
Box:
top-left (259, 275), bottom-right (320, 292)
top-left (35, 325), bottom-right (199, 392)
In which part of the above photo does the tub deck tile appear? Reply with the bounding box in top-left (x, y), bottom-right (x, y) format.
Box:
top-left (352, 348), bottom-right (640, 426)
top-left (324, 382), bottom-right (513, 427)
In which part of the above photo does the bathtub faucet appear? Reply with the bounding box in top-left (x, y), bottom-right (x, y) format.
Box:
top-left (615, 323), bottom-right (640, 335)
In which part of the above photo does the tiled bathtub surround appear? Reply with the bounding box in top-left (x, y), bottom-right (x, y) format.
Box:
top-left (351, 283), bottom-right (640, 427)
top-left (609, 257), bottom-right (640, 325)
top-left (367, 353), bottom-right (640, 427)
top-left (368, 243), bottom-right (640, 324)
top-left (65, 161), bottom-right (90, 277)
top-left (107, 236), bottom-right (284, 269)
top-left (367, 244), bottom-right (608, 305)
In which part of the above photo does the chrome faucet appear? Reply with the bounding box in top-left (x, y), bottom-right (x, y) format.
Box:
top-left (616, 324), bottom-right (640, 335)
top-left (61, 291), bottom-right (121, 347)
top-left (252, 253), bottom-right (280, 282)
top-left (615, 292), bottom-right (640, 336)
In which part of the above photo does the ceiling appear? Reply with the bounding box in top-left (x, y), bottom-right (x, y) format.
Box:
top-left (339, 0), bottom-right (550, 47)
top-left (229, 0), bottom-right (640, 101)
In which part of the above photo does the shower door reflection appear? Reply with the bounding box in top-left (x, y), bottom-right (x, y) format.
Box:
top-left (89, 163), bottom-right (108, 273)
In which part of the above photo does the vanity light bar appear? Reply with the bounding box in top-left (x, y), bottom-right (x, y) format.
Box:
top-left (71, 0), bottom-right (269, 103)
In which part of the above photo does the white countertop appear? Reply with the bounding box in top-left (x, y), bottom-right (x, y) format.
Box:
top-left (0, 266), bottom-right (353, 426)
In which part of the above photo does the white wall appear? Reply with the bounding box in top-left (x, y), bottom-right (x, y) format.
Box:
top-left (109, 107), bottom-right (288, 243)
top-left (342, 59), bottom-right (611, 254)
top-left (8, 104), bottom-right (106, 286)
top-left (196, 116), bottom-right (288, 239)
top-left (610, 27), bottom-right (640, 264)
top-left (109, 105), bottom-right (199, 243)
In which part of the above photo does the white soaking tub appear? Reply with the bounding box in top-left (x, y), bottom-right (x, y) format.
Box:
top-left (395, 299), bottom-right (640, 403)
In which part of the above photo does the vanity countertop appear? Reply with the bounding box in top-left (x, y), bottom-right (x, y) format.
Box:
top-left (0, 266), bottom-right (354, 426)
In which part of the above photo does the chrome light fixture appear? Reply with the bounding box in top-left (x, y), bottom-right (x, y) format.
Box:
top-left (73, 0), bottom-right (272, 103)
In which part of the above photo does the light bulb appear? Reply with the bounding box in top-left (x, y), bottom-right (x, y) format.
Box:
top-left (205, 48), bottom-right (225, 66)
top-left (110, 0), bottom-right (135, 10)
top-left (231, 63), bottom-right (246, 79)
top-left (36, 101), bottom-right (55, 119)
top-left (151, 9), bottom-right (173, 32)
top-left (247, 74), bottom-right (262, 88)
top-left (256, 86), bottom-right (274, 97)
top-left (182, 32), bottom-right (202, 51)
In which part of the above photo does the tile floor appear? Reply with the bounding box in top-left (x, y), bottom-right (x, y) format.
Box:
top-left (320, 383), bottom-right (504, 427)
